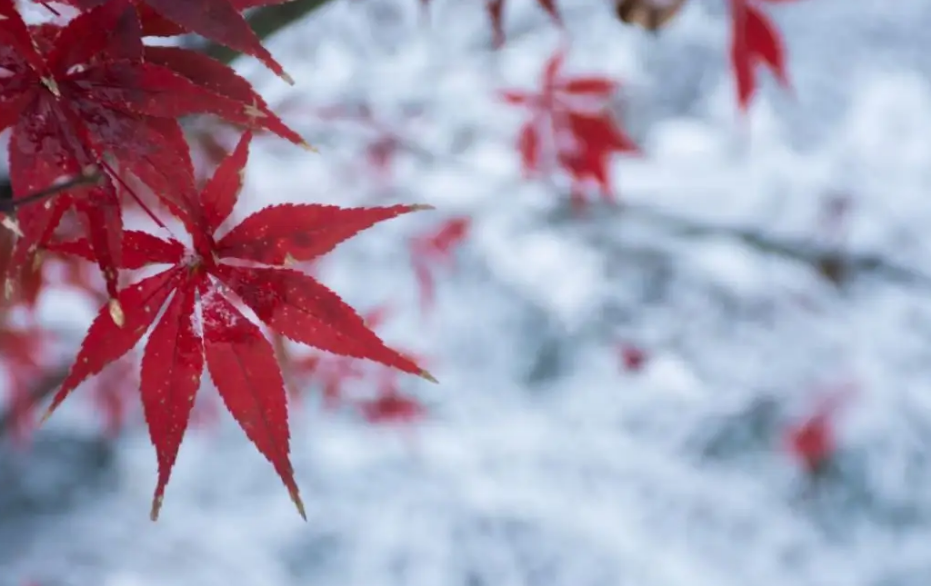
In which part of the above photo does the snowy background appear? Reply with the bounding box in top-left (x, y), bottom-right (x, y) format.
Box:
top-left (4, 0), bottom-right (931, 584)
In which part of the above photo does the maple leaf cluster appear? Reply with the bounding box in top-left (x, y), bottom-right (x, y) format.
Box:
top-left (492, 0), bottom-right (795, 206)
top-left (0, 0), bottom-right (437, 521)
top-left (0, 0), bottom-right (807, 523)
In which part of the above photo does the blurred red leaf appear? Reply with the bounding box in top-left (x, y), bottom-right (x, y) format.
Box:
top-left (501, 47), bottom-right (639, 208)
top-left (729, 0), bottom-right (791, 109)
top-left (409, 217), bottom-right (470, 313)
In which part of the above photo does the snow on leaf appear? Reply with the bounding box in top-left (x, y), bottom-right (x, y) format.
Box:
top-left (201, 287), bottom-right (305, 519)
top-left (141, 278), bottom-right (204, 521)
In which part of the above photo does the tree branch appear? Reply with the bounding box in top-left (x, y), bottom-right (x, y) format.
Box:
top-left (554, 200), bottom-right (931, 290)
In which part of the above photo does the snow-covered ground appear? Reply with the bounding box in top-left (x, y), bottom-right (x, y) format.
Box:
top-left (4, 0), bottom-right (931, 584)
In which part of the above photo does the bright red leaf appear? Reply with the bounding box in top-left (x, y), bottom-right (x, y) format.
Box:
top-left (42, 132), bottom-right (435, 520)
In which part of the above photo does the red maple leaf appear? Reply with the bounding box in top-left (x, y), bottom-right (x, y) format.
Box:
top-left (783, 380), bottom-right (856, 474)
top-left (617, 342), bottom-right (647, 373)
top-left (357, 389), bottom-right (426, 425)
top-left (46, 0), bottom-right (293, 81)
top-left (409, 217), bottom-right (470, 313)
top-left (485, 0), bottom-right (562, 48)
top-left (0, 1), bottom-right (305, 300)
top-left (729, 0), bottom-right (792, 109)
top-left (42, 131), bottom-right (435, 520)
top-left (501, 46), bottom-right (639, 208)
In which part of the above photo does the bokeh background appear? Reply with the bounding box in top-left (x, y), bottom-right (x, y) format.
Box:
top-left (4, 0), bottom-right (931, 584)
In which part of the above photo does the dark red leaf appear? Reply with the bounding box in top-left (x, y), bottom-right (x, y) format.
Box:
top-left (0, 0), bottom-right (46, 72)
top-left (143, 0), bottom-right (292, 82)
top-left (47, 0), bottom-right (143, 72)
top-left (75, 183), bottom-right (124, 297)
top-left (141, 46), bottom-right (307, 146)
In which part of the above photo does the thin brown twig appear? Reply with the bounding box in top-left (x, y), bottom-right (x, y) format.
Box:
top-left (2, 169), bottom-right (102, 215)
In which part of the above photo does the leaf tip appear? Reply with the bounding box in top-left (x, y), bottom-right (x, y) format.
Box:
top-left (409, 204), bottom-right (435, 213)
top-left (299, 140), bottom-right (318, 153)
top-left (109, 298), bottom-right (125, 327)
top-left (280, 70), bottom-right (296, 86)
top-left (150, 495), bottom-right (163, 521)
top-left (289, 486), bottom-right (307, 520)
top-left (37, 407), bottom-right (55, 427)
top-left (418, 369), bottom-right (438, 384)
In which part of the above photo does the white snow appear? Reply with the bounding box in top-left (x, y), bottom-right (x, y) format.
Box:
top-left (5, 0), bottom-right (931, 584)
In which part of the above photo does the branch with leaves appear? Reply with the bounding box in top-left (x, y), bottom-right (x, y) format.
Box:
top-left (0, 0), bottom-right (829, 523)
